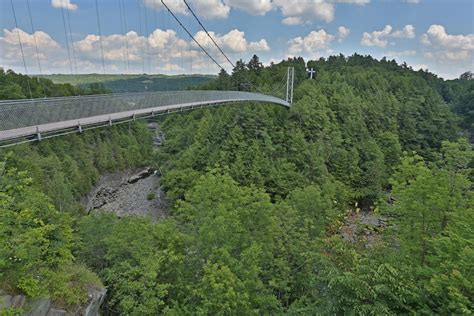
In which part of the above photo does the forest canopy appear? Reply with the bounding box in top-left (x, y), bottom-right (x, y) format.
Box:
top-left (1, 54), bottom-right (473, 314)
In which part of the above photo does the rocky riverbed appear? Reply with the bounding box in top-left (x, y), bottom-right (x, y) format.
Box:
top-left (83, 167), bottom-right (167, 221)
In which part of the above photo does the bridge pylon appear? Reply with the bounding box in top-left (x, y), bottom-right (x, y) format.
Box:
top-left (286, 67), bottom-right (294, 105)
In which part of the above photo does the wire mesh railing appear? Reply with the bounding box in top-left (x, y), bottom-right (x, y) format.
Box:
top-left (0, 90), bottom-right (289, 133)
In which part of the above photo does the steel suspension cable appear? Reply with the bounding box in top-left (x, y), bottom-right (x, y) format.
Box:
top-left (94, 0), bottom-right (106, 74)
top-left (167, 7), bottom-right (171, 73)
top-left (138, 2), bottom-right (145, 73)
top-left (153, 0), bottom-right (159, 71)
top-left (10, 0), bottom-right (32, 98)
top-left (60, 0), bottom-right (74, 74)
top-left (183, 0), bottom-right (234, 69)
top-left (144, 2), bottom-right (151, 73)
top-left (26, 0), bottom-right (47, 97)
top-left (66, 4), bottom-right (78, 74)
top-left (118, 0), bottom-right (128, 73)
top-left (120, 0), bottom-right (130, 73)
top-left (161, 0), bottom-right (224, 71)
top-left (187, 9), bottom-right (192, 74)
top-left (161, 3), bottom-right (166, 74)
top-left (183, 0), bottom-right (284, 93)
top-left (178, 18), bottom-right (182, 79)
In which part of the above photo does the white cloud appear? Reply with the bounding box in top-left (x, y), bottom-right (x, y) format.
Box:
top-left (282, 17), bottom-right (304, 26)
top-left (148, 0), bottom-right (367, 24)
top-left (274, 0), bottom-right (368, 25)
top-left (1, 28), bottom-right (63, 73)
top-left (403, 0), bottom-right (420, 3)
top-left (420, 25), bottom-right (473, 64)
top-left (443, 50), bottom-right (470, 61)
top-left (385, 50), bottom-right (416, 58)
top-left (218, 29), bottom-right (249, 53)
top-left (361, 25), bottom-right (416, 47)
top-left (421, 24), bottom-right (474, 50)
top-left (51, 0), bottom-right (78, 11)
top-left (144, 0), bottom-right (188, 15)
top-left (337, 26), bottom-right (350, 42)
top-left (144, 0), bottom-right (236, 20)
top-left (194, 29), bottom-right (270, 55)
top-left (392, 25), bottom-right (415, 39)
top-left (419, 25), bottom-right (473, 78)
top-left (288, 29), bottom-right (335, 57)
top-left (223, 0), bottom-right (273, 15)
top-left (274, 0), bottom-right (335, 24)
top-left (361, 25), bottom-right (392, 47)
top-left (248, 39), bottom-right (270, 51)
top-left (2, 26), bottom-right (269, 74)
top-left (192, 0), bottom-right (231, 19)
top-left (71, 28), bottom-right (268, 72)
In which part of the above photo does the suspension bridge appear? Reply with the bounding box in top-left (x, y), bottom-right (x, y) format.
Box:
top-left (0, 0), bottom-right (294, 147)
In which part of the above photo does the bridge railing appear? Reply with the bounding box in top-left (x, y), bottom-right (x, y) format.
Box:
top-left (0, 91), bottom-right (288, 132)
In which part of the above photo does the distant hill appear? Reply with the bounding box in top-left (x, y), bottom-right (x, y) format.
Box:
top-left (41, 74), bottom-right (216, 93)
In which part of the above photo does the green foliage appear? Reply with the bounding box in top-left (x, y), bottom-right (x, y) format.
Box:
top-left (77, 213), bottom-right (186, 315)
top-left (3, 55), bottom-right (473, 314)
top-left (147, 192), bottom-right (156, 200)
top-left (0, 123), bottom-right (153, 212)
top-left (0, 159), bottom-right (101, 308)
top-left (299, 238), bottom-right (421, 315)
top-left (379, 140), bottom-right (473, 313)
top-left (387, 147), bottom-right (471, 265)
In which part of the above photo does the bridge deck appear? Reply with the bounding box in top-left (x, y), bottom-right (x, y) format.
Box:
top-left (0, 91), bottom-right (289, 145)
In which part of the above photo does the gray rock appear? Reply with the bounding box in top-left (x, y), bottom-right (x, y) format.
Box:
top-left (0, 295), bottom-right (12, 310)
top-left (11, 295), bottom-right (26, 308)
top-left (47, 308), bottom-right (67, 316)
top-left (26, 298), bottom-right (50, 316)
top-left (87, 168), bottom-right (167, 221)
top-left (84, 288), bottom-right (107, 316)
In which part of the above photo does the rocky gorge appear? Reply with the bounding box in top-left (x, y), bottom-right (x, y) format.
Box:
top-left (83, 167), bottom-right (168, 221)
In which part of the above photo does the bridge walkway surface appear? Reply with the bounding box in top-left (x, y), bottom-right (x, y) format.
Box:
top-left (0, 90), bottom-right (289, 147)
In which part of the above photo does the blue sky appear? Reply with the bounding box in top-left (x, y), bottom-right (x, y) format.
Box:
top-left (1, 0), bottom-right (473, 78)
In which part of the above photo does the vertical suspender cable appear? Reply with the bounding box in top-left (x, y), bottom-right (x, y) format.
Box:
top-left (26, 0), bottom-right (47, 97)
top-left (167, 7), bottom-right (171, 73)
top-left (10, 0), bottom-right (32, 99)
top-left (161, 3), bottom-right (166, 74)
top-left (120, 0), bottom-right (130, 73)
top-left (118, 0), bottom-right (127, 73)
top-left (153, 0), bottom-right (159, 72)
top-left (60, 0), bottom-right (74, 74)
top-left (94, 0), bottom-right (106, 74)
top-left (138, 2), bottom-right (145, 73)
top-left (66, 4), bottom-right (78, 74)
top-left (144, 2), bottom-right (151, 73)
top-left (187, 9), bottom-right (192, 75)
top-left (178, 19), bottom-right (182, 88)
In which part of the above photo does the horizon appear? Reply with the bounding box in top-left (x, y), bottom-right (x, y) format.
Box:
top-left (1, 0), bottom-right (473, 79)
top-left (2, 53), bottom-right (469, 81)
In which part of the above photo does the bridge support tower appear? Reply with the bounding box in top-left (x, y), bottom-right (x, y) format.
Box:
top-left (286, 67), bottom-right (294, 104)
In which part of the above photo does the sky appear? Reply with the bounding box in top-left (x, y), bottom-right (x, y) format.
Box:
top-left (0, 0), bottom-right (473, 79)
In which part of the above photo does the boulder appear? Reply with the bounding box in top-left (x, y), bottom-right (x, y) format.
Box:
top-left (26, 298), bottom-right (50, 316)
top-left (47, 308), bottom-right (67, 316)
top-left (84, 288), bottom-right (107, 316)
top-left (0, 295), bottom-right (12, 310)
top-left (11, 295), bottom-right (26, 308)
